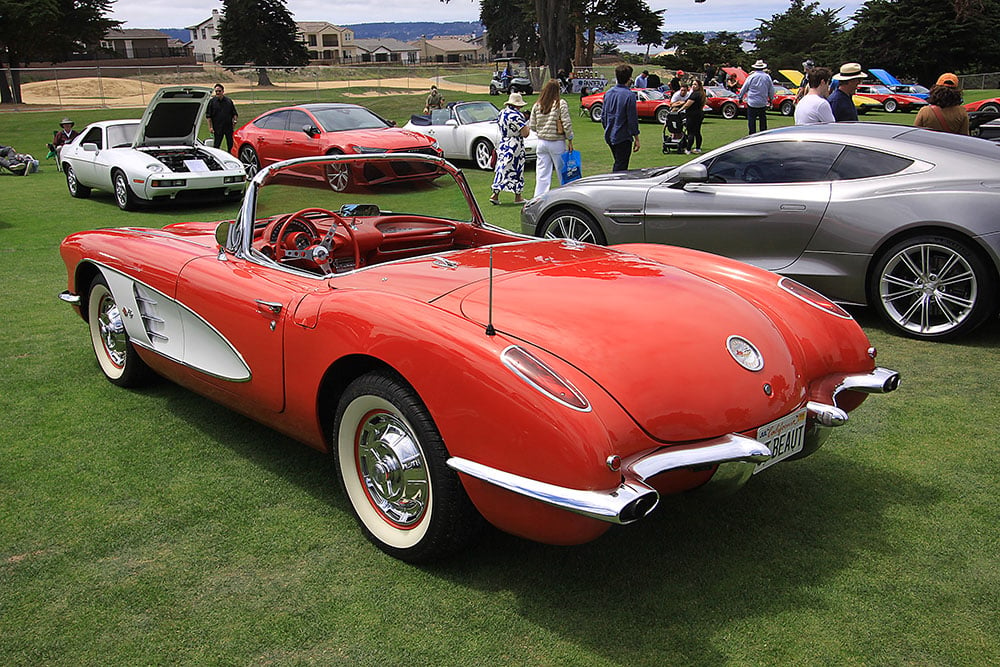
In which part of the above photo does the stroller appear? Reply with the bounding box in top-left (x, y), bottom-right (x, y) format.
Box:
top-left (662, 109), bottom-right (687, 154)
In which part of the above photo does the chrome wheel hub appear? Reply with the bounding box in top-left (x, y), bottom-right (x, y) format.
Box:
top-left (544, 215), bottom-right (596, 243)
top-left (97, 295), bottom-right (127, 367)
top-left (355, 411), bottom-right (427, 526)
top-left (880, 243), bottom-right (976, 335)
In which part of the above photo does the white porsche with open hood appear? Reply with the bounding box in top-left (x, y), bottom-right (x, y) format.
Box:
top-left (60, 86), bottom-right (247, 211)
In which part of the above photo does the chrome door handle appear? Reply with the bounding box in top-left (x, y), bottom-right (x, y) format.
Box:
top-left (255, 300), bottom-right (282, 316)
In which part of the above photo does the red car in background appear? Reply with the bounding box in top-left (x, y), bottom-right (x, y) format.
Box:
top-left (233, 103), bottom-right (442, 190)
top-left (703, 86), bottom-right (745, 119)
top-left (581, 88), bottom-right (675, 124)
top-left (855, 84), bottom-right (928, 113)
top-left (771, 85), bottom-right (798, 116)
top-left (964, 97), bottom-right (1000, 113)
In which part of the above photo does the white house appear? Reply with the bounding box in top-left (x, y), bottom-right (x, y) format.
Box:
top-left (186, 9), bottom-right (222, 63)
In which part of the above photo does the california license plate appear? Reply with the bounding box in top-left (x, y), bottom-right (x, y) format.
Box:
top-left (753, 408), bottom-right (807, 474)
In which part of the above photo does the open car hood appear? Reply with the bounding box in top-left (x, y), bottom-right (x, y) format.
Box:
top-left (133, 86), bottom-right (212, 148)
top-left (869, 68), bottom-right (902, 87)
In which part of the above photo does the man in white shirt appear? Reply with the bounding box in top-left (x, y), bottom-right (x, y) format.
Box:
top-left (670, 82), bottom-right (690, 108)
top-left (794, 66), bottom-right (835, 125)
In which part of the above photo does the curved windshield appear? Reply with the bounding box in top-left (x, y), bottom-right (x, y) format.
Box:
top-left (108, 123), bottom-right (140, 148)
top-left (311, 107), bottom-right (390, 132)
top-left (456, 102), bottom-right (500, 124)
top-left (642, 90), bottom-right (666, 100)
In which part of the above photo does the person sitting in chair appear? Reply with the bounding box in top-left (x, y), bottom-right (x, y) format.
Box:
top-left (48, 118), bottom-right (80, 170)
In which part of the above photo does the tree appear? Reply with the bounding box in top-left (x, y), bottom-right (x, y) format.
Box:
top-left (573, 0), bottom-right (663, 67)
top-left (478, 0), bottom-right (541, 63)
top-left (216, 0), bottom-right (310, 87)
top-left (751, 0), bottom-right (847, 72)
top-left (0, 0), bottom-right (118, 104)
top-left (844, 0), bottom-right (1000, 84)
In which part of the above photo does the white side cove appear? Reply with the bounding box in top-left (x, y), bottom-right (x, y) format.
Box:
top-left (99, 265), bottom-right (251, 381)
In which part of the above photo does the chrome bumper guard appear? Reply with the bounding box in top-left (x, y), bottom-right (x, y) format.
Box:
top-left (448, 367), bottom-right (899, 526)
top-left (58, 291), bottom-right (81, 305)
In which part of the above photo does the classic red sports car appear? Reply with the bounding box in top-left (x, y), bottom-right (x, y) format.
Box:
top-left (703, 86), bottom-right (745, 119)
top-left (58, 154), bottom-right (899, 562)
top-left (232, 103), bottom-right (442, 189)
top-left (581, 87), bottom-right (675, 124)
top-left (855, 84), bottom-right (928, 113)
top-left (964, 97), bottom-right (1000, 114)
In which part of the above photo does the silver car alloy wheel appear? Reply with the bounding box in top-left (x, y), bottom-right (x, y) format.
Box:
top-left (543, 212), bottom-right (601, 244)
top-left (325, 162), bottom-right (349, 191)
top-left (878, 241), bottom-right (977, 337)
top-left (473, 139), bottom-right (494, 171)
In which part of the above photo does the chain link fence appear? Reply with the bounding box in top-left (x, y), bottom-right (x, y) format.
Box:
top-left (8, 63), bottom-right (493, 109)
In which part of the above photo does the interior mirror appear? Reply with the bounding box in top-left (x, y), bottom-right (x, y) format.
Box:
top-left (215, 221), bottom-right (232, 250)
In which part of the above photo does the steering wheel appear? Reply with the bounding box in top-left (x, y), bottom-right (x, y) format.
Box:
top-left (271, 207), bottom-right (360, 275)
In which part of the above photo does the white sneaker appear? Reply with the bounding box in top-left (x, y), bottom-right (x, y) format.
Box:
top-left (684, 150), bottom-right (691, 155)
top-left (692, 149), bottom-right (701, 154)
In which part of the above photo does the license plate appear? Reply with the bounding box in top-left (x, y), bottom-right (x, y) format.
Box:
top-left (753, 408), bottom-right (807, 474)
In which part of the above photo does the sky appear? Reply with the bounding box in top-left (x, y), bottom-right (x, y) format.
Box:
top-left (108, 0), bottom-right (868, 33)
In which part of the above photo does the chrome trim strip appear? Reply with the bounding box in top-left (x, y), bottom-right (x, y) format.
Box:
top-left (834, 367), bottom-right (901, 398)
top-left (624, 433), bottom-right (772, 481)
top-left (58, 291), bottom-right (81, 305)
top-left (447, 457), bottom-right (659, 525)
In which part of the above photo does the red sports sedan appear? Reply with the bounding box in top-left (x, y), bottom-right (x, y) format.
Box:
top-left (581, 88), bottom-right (675, 124)
top-left (233, 103), bottom-right (442, 190)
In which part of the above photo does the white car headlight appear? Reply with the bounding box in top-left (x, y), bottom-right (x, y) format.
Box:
top-left (146, 164), bottom-right (165, 173)
top-left (224, 161), bottom-right (242, 170)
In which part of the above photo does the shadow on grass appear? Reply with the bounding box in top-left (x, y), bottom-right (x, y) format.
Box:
top-left (131, 371), bottom-right (937, 665)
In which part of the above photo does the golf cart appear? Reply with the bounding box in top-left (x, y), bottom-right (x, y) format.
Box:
top-left (490, 58), bottom-right (533, 96)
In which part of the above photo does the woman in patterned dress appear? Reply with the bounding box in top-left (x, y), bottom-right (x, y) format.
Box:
top-left (489, 92), bottom-right (530, 205)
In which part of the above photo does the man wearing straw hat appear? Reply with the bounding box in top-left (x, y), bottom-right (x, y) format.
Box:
top-left (48, 118), bottom-right (80, 171)
top-left (739, 60), bottom-right (774, 134)
top-left (829, 62), bottom-right (867, 122)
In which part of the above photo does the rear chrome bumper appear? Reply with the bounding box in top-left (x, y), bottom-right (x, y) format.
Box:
top-left (450, 367), bottom-right (899, 525)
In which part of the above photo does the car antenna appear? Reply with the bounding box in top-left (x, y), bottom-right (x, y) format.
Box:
top-left (485, 246), bottom-right (496, 336)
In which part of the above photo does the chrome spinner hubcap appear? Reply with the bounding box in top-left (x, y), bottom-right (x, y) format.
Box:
top-left (355, 411), bottom-right (428, 526)
top-left (97, 294), bottom-right (127, 367)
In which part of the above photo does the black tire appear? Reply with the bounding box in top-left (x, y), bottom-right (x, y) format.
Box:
top-left (589, 103), bottom-right (603, 123)
top-left (333, 371), bottom-right (483, 562)
top-left (87, 275), bottom-right (152, 387)
top-left (869, 234), bottom-right (997, 340)
top-left (884, 98), bottom-right (898, 113)
top-left (65, 164), bottom-right (91, 198)
top-left (238, 145), bottom-right (260, 178)
top-left (780, 100), bottom-right (794, 116)
top-left (489, 84), bottom-right (499, 96)
top-left (540, 207), bottom-right (607, 245)
top-left (655, 106), bottom-right (670, 125)
top-left (722, 102), bottom-right (738, 120)
top-left (980, 103), bottom-right (1000, 114)
top-left (472, 138), bottom-right (494, 171)
top-left (113, 170), bottom-right (138, 211)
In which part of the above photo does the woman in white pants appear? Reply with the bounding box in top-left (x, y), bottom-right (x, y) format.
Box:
top-left (528, 79), bottom-right (574, 199)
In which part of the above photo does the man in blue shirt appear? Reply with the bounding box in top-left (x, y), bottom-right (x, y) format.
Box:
top-left (738, 60), bottom-right (775, 134)
top-left (829, 62), bottom-right (867, 122)
top-left (602, 64), bottom-right (641, 172)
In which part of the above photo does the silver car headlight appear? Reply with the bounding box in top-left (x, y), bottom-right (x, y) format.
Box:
top-left (146, 164), bottom-right (165, 173)
top-left (350, 146), bottom-right (387, 154)
top-left (224, 160), bottom-right (242, 170)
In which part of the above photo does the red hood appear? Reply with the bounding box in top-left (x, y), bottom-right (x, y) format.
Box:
top-left (331, 127), bottom-right (436, 150)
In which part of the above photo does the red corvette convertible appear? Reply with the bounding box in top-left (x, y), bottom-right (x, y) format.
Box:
top-left (58, 154), bottom-right (899, 562)
top-left (232, 103), bottom-right (442, 190)
top-left (581, 87), bottom-right (675, 124)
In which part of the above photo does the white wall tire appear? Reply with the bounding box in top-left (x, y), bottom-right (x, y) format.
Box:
top-left (334, 371), bottom-right (482, 562)
top-left (87, 276), bottom-right (152, 387)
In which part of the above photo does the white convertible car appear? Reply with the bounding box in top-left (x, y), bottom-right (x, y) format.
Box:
top-left (403, 101), bottom-right (537, 170)
top-left (61, 86), bottom-right (246, 211)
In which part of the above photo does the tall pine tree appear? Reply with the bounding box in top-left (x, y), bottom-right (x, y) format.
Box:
top-left (216, 0), bottom-right (309, 86)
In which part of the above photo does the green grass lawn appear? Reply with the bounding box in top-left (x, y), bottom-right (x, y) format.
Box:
top-left (1, 93), bottom-right (998, 665)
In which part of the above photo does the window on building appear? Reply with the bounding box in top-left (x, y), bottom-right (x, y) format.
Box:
top-left (322, 34), bottom-right (339, 47)
top-left (308, 35), bottom-right (317, 46)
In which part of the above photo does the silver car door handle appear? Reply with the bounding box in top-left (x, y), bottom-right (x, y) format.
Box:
top-left (255, 300), bottom-right (283, 316)
top-left (779, 204), bottom-right (807, 211)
